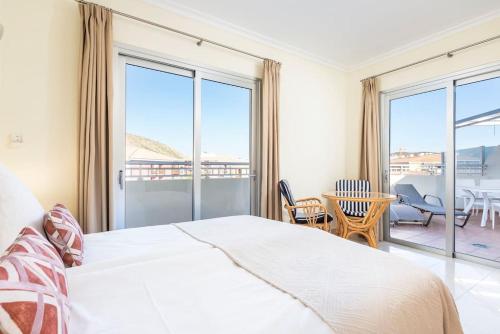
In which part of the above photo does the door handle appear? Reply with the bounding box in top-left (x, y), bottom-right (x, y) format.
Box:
top-left (118, 170), bottom-right (124, 190)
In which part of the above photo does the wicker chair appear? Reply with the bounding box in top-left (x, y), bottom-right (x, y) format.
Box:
top-left (279, 179), bottom-right (332, 231)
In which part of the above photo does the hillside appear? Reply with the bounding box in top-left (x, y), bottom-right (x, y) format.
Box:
top-left (126, 133), bottom-right (186, 161)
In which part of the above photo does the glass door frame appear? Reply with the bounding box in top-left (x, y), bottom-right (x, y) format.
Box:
top-left (111, 45), bottom-right (261, 229)
top-left (381, 62), bottom-right (500, 267)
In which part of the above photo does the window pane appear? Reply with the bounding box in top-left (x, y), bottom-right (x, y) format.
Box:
top-left (389, 88), bottom-right (447, 250)
top-left (200, 79), bottom-right (251, 219)
top-left (125, 64), bottom-right (193, 227)
top-left (455, 76), bottom-right (500, 262)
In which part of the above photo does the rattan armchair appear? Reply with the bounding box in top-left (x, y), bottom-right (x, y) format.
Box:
top-left (279, 180), bottom-right (332, 231)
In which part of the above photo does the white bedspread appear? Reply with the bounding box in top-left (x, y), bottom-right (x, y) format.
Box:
top-left (175, 216), bottom-right (463, 334)
top-left (67, 223), bottom-right (332, 334)
top-left (67, 216), bottom-right (462, 334)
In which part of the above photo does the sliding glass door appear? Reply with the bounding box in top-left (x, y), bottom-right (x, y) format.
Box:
top-left (200, 79), bottom-right (252, 219)
top-left (454, 74), bottom-right (500, 262)
top-left (113, 54), bottom-right (259, 229)
top-left (387, 88), bottom-right (447, 250)
top-left (124, 63), bottom-right (194, 228)
top-left (383, 67), bottom-right (500, 264)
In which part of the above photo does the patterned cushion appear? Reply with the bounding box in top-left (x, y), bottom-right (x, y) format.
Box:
top-left (5, 227), bottom-right (63, 265)
top-left (0, 227), bottom-right (69, 334)
top-left (44, 204), bottom-right (84, 267)
top-left (343, 210), bottom-right (367, 217)
top-left (335, 179), bottom-right (371, 217)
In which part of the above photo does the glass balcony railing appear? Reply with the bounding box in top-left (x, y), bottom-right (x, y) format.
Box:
top-left (125, 160), bottom-right (250, 181)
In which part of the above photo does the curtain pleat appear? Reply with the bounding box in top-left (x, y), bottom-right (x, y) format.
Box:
top-left (78, 4), bottom-right (113, 233)
top-left (260, 60), bottom-right (282, 221)
top-left (360, 77), bottom-right (382, 238)
top-left (360, 78), bottom-right (381, 193)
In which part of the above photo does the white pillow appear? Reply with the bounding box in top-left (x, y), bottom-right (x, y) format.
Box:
top-left (0, 163), bottom-right (45, 251)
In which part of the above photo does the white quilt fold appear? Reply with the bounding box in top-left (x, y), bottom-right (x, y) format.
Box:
top-left (174, 215), bottom-right (463, 334)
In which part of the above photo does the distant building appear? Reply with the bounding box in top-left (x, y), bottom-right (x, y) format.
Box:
top-left (390, 145), bottom-right (498, 176)
top-left (390, 151), bottom-right (443, 175)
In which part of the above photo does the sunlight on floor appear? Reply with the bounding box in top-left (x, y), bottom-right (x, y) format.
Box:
top-left (378, 242), bottom-right (500, 334)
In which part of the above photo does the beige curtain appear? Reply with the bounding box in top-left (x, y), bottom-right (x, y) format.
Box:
top-left (260, 60), bottom-right (282, 221)
top-left (360, 77), bottom-right (381, 192)
top-left (78, 4), bottom-right (113, 233)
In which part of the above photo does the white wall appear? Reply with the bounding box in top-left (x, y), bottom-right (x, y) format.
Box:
top-left (0, 0), bottom-right (347, 218)
top-left (345, 16), bottom-right (500, 178)
top-left (0, 0), bottom-right (81, 212)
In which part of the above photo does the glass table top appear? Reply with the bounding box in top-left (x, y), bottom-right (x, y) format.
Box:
top-left (322, 191), bottom-right (397, 201)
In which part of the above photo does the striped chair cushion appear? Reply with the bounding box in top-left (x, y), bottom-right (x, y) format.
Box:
top-left (44, 204), bottom-right (84, 267)
top-left (335, 179), bottom-right (371, 217)
top-left (0, 226), bottom-right (69, 334)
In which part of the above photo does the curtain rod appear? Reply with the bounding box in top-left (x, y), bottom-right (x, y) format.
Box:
top-left (361, 33), bottom-right (500, 82)
top-left (74, 0), bottom-right (276, 63)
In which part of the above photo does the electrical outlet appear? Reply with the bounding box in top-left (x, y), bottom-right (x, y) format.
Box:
top-left (9, 134), bottom-right (23, 145)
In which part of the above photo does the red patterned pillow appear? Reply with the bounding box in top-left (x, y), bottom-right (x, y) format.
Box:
top-left (44, 204), bottom-right (84, 267)
top-left (0, 227), bottom-right (69, 334)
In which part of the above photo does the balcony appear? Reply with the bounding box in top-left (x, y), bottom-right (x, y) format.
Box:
top-left (389, 145), bottom-right (500, 262)
top-left (125, 160), bottom-right (250, 181)
top-left (124, 160), bottom-right (251, 228)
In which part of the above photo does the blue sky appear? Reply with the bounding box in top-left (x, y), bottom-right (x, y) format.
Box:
top-left (201, 79), bottom-right (250, 160)
top-left (390, 77), bottom-right (500, 153)
top-left (126, 64), bottom-right (250, 160)
top-left (126, 63), bottom-right (498, 159)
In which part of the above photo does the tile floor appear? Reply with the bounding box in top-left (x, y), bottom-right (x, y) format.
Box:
top-left (378, 242), bottom-right (500, 334)
top-left (390, 212), bottom-right (500, 261)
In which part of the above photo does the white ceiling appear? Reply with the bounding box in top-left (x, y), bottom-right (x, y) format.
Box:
top-left (148, 0), bottom-right (500, 69)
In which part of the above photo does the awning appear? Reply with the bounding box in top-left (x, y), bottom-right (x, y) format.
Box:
top-left (456, 108), bottom-right (500, 128)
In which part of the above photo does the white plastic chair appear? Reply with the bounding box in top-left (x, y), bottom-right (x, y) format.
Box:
top-left (460, 189), bottom-right (483, 216)
top-left (480, 179), bottom-right (500, 223)
top-left (456, 179), bottom-right (482, 215)
top-left (491, 202), bottom-right (499, 230)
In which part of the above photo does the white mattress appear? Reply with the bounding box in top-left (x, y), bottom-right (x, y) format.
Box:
top-left (67, 222), bottom-right (332, 334)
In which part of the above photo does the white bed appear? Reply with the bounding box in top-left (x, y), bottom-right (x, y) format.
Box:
top-left (67, 215), bottom-right (462, 334)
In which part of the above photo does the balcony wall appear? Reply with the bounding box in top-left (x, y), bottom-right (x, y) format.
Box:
top-left (125, 178), bottom-right (250, 228)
